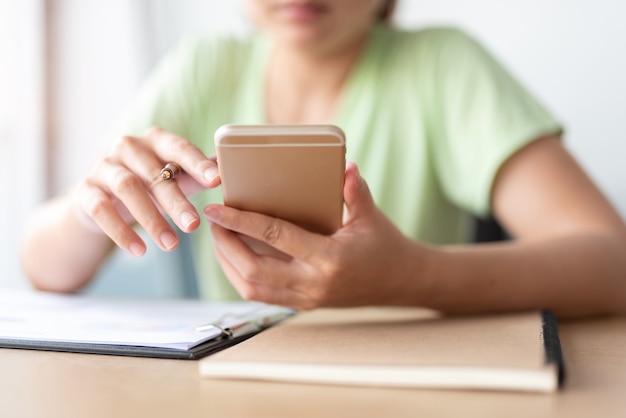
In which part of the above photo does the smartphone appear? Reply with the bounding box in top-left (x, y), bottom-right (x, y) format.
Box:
top-left (214, 124), bottom-right (346, 257)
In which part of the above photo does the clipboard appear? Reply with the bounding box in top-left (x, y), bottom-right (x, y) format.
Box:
top-left (0, 290), bottom-right (294, 360)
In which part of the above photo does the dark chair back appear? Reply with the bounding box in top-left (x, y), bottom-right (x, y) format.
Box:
top-left (473, 217), bottom-right (510, 242)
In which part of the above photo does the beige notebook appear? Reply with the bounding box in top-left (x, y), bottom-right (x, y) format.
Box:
top-left (199, 307), bottom-right (565, 393)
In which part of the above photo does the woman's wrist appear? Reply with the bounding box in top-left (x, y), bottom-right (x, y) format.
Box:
top-left (389, 238), bottom-right (443, 308)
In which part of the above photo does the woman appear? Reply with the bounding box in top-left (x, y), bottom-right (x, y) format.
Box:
top-left (20, 0), bottom-right (626, 316)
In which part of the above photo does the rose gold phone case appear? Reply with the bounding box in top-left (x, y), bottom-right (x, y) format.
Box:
top-left (215, 124), bottom-right (346, 255)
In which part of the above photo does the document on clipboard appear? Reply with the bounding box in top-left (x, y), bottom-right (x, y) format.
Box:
top-left (0, 289), bottom-right (293, 359)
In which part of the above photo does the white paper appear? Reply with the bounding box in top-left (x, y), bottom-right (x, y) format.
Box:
top-left (0, 290), bottom-right (293, 351)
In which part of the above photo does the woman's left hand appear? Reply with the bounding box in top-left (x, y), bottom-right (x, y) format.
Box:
top-left (204, 162), bottom-right (432, 310)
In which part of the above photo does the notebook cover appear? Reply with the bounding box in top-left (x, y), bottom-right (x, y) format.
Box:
top-left (199, 308), bottom-right (565, 392)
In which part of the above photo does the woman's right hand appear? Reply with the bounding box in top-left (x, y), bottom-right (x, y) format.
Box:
top-left (74, 126), bottom-right (220, 256)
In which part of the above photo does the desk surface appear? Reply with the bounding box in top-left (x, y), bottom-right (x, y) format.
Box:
top-left (1, 312), bottom-right (625, 418)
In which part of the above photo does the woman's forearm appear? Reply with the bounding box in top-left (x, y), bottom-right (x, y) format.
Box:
top-left (20, 194), bottom-right (114, 292)
top-left (414, 232), bottom-right (626, 317)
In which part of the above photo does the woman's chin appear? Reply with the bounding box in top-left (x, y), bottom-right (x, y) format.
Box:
top-left (273, 28), bottom-right (331, 50)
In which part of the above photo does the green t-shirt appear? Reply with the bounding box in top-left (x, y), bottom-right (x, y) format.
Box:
top-left (119, 25), bottom-right (562, 300)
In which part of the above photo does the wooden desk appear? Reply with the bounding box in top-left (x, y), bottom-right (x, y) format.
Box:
top-left (1, 314), bottom-right (625, 418)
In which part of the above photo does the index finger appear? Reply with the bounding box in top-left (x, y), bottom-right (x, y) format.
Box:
top-left (203, 204), bottom-right (328, 261)
top-left (143, 126), bottom-right (220, 188)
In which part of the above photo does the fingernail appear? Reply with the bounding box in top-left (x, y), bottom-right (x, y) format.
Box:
top-left (204, 167), bottom-right (219, 184)
top-left (180, 211), bottom-right (198, 230)
top-left (204, 206), bottom-right (221, 221)
top-left (129, 242), bottom-right (145, 257)
top-left (160, 232), bottom-right (178, 250)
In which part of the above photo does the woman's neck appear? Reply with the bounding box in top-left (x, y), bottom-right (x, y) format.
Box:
top-left (264, 34), bottom-right (369, 125)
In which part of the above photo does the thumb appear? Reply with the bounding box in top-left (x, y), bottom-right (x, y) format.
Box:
top-left (343, 162), bottom-right (376, 224)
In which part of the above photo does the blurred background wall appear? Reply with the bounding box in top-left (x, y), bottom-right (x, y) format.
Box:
top-left (1, 0), bottom-right (624, 295)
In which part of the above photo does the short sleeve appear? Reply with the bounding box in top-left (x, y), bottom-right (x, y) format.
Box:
top-left (423, 28), bottom-right (563, 217)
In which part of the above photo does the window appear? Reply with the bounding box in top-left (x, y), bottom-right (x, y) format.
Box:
top-left (0, 0), bottom-right (47, 289)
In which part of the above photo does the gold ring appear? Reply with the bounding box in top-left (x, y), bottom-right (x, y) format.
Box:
top-left (160, 162), bottom-right (181, 180)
